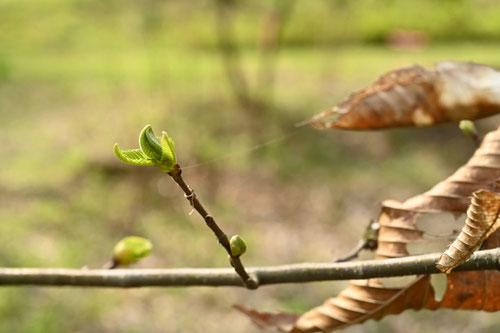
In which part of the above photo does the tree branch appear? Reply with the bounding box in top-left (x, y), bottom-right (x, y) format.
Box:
top-left (1, 248), bottom-right (498, 288)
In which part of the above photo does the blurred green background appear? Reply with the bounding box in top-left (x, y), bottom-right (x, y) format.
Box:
top-left (1, 0), bottom-right (500, 332)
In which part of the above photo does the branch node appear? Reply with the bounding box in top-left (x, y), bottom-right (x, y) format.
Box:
top-left (244, 277), bottom-right (259, 290)
top-left (218, 233), bottom-right (228, 245)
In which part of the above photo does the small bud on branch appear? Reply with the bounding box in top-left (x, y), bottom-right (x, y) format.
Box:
top-left (110, 236), bottom-right (153, 268)
top-left (459, 120), bottom-right (481, 147)
top-left (114, 125), bottom-right (256, 288)
top-left (230, 235), bottom-right (247, 257)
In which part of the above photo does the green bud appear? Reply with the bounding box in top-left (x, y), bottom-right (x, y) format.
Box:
top-left (139, 124), bottom-right (163, 160)
top-left (459, 120), bottom-right (478, 139)
top-left (230, 235), bottom-right (247, 257)
top-left (112, 236), bottom-right (153, 266)
top-left (363, 221), bottom-right (380, 242)
top-left (114, 124), bottom-right (178, 172)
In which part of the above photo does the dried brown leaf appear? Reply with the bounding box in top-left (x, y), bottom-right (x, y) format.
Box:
top-left (243, 93), bottom-right (500, 331)
top-left (303, 61), bottom-right (500, 129)
top-left (429, 228), bottom-right (500, 312)
top-left (436, 190), bottom-right (500, 274)
top-left (286, 127), bottom-right (500, 332)
top-left (233, 305), bottom-right (299, 332)
top-left (428, 270), bottom-right (500, 312)
top-left (294, 276), bottom-right (434, 333)
top-left (377, 125), bottom-right (500, 260)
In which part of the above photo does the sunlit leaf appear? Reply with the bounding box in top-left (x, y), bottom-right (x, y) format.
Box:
top-left (113, 144), bottom-right (155, 166)
top-left (160, 131), bottom-right (177, 172)
top-left (303, 61), bottom-right (500, 130)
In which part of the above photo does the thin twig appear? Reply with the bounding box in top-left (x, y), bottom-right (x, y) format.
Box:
top-left (168, 164), bottom-right (257, 289)
top-left (333, 220), bottom-right (379, 262)
top-left (0, 249), bottom-right (498, 288)
top-left (333, 240), bottom-right (368, 263)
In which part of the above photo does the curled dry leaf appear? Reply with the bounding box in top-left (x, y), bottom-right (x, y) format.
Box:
top-left (233, 305), bottom-right (299, 332)
top-left (291, 126), bottom-right (500, 332)
top-left (303, 61), bottom-right (500, 129)
top-left (294, 276), bottom-right (433, 333)
top-left (436, 190), bottom-right (500, 274)
top-left (377, 125), bottom-right (500, 260)
top-left (239, 126), bottom-right (500, 332)
top-left (428, 228), bottom-right (500, 312)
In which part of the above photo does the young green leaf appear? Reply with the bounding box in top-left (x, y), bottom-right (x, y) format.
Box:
top-left (113, 144), bottom-right (155, 166)
top-left (115, 124), bottom-right (178, 172)
top-left (159, 131), bottom-right (177, 172)
top-left (139, 124), bottom-right (162, 160)
top-left (112, 236), bottom-right (153, 266)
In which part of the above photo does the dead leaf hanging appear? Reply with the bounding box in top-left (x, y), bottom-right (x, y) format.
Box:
top-left (427, 227), bottom-right (500, 312)
top-left (377, 125), bottom-right (500, 260)
top-left (303, 61), bottom-right (500, 129)
top-left (293, 276), bottom-right (434, 333)
top-left (233, 305), bottom-right (299, 333)
top-left (239, 126), bottom-right (500, 332)
top-left (436, 190), bottom-right (500, 274)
